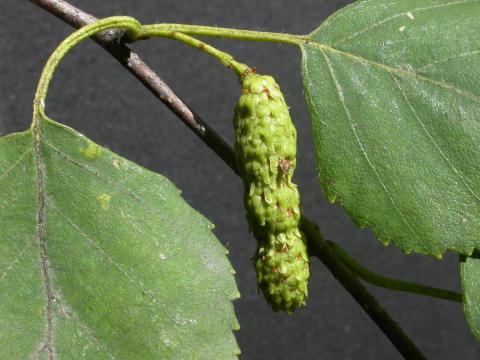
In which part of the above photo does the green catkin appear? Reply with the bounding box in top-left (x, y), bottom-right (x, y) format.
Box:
top-left (233, 71), bottom-right (310, 313)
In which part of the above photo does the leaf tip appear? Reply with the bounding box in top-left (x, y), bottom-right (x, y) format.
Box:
top-left (379, 238), bottom-right (390, 246)
top-left (231, 289), bottom-right (241, 300)
top-left (352, 217), bottom-right (367, 229)
top-left (327, 193), bottom-right (337, 204)
top-left (232, 317), bottom-right (241, 331)
top-left (466, 247), bottom-right (475, 257)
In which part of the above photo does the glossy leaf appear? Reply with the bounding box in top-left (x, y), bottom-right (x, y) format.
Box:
top-left (301, 0), bottom-right (480, 257)
top-left (0, 117), bottom-right (239, 359)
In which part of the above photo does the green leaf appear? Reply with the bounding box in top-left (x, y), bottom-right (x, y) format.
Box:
top-left (461, 255), bottom-right (480, 341)
top-left (301, 0), bottom-right (480, 257)
top-left (0, 117), bottom-right (240, 359)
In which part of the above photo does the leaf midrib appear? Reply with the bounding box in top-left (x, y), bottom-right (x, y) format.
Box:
top-left (317, 49), bottom-right (428, 253)
top-left (33, 116), bottom-right (55, 359)
top-left (30, 120), bottom-right (196, 356)
top-left (304, 42), bottom-right (480, 103)
top-left (321, 0), bottom-right (475, 46)
top-left (303, 0), bottom-right (480, 103)
top-left (301, 0), bottom-right (480, 256)
top-left (302, 46), bottom-right (479, 255)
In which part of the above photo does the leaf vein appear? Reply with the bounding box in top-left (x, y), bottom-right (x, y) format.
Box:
top-left (418, 50), bottom-right (480, 72)
top-left (0, 237), bottom-right (35, 283)
top-left (57, 303), bottom-right (117, 360)
top-left (321, 50), bottom-right (426, 251)
top-left (42, 138), bottom-right (168, 217)
top-left (392, 75), bottom-right (480, 202)
top-left (0, 147), bottom-right (32, 182)
top-left (47, 200), bottom-right (166, 310)
top-left (332, 0), bottom-right (474, 46)
top-left (34, 118), bottom-right (55, 359)
top-left (306, 42), bottom-right (480, 103)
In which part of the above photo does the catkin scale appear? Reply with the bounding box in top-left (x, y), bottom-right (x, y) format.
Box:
top-left (233, 72), bottom-right (310, 313)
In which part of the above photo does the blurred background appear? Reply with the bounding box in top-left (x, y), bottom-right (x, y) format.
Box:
top-left (1, 1), bottom-right (478, 358)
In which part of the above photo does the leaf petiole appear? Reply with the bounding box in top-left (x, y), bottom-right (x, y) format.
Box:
top-left (139, 23), bottom-right (308, 46)
top-left (32, 16), bottom-right (142, 128)
top-left (327, 240), bottom-right (462, 303)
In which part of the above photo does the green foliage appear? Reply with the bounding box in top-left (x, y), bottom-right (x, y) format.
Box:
top-left (233, 72), bottom-right (309, 313)
top-left (5, 0), bottom-right (480, 356)
top-left (300, 0), bottom-right (480, 340)
top-left (301, 0), bottom-right (480, 258)
top-left (0, 118), bottom-right (239, 359)
top-left (461, 255), bottom-right (480, 341)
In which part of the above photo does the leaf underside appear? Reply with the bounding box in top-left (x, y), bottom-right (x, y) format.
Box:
top-left (301, 0), bottom-right (480, 257)
top-left (0, 118), bottom-right (239, 359)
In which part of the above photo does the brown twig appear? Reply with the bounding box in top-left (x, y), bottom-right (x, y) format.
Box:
top-left (302, 218), bottom-right (426, 359)
top-left (30, 0), bottom-right (239, 175)
top-left (29, 1), bottom-right (426, 358)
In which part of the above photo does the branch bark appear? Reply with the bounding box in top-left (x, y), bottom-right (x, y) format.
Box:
top-left (30, 0), bottom-right (238, 175)
top-left (302, 218), bottom-right (426, 359)
top-left (29, 1), bottom-right (426, 358)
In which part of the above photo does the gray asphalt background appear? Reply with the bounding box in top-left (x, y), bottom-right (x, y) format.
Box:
top-left (1, 1), bottom-right (479, 359)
